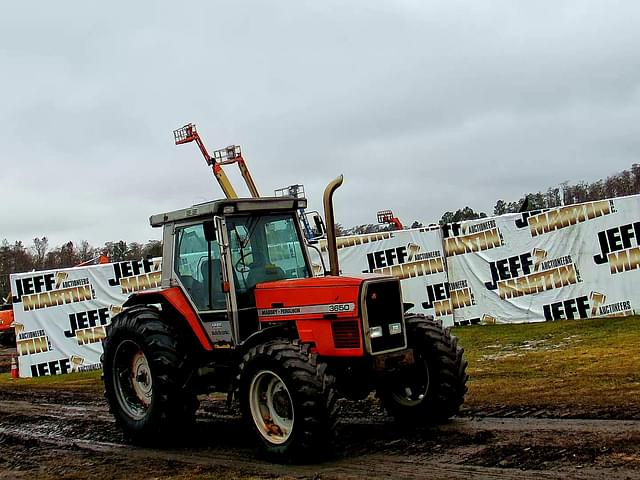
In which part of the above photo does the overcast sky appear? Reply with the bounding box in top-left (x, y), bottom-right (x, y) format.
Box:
top-left (2, 1), bottom-right (640, 248)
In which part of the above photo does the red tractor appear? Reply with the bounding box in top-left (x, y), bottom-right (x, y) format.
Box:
top-left (102, 176), bottom-right (468, 460)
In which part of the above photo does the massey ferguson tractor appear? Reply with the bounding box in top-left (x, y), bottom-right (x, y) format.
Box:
top-left (102, 176), bottom-right (468, 460)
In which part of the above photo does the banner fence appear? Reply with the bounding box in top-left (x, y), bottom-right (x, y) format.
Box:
top-left (10, 194), bottom-right (640, 377)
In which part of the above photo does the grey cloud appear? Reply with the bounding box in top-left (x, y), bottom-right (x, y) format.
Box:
top-left (2, 1), bottom-right (640, 247)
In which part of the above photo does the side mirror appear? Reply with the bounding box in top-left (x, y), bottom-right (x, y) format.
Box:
top-left (203, 220), bottom-right (217, 242)
top-left (306, 212), bottom-right (325, 237)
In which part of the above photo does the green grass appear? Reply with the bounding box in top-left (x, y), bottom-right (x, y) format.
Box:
top-left (0, 369), bottom-right (102, 392)
top-left (3, 317), bottom-right (639, 413)
top-left (452, 316), bottom-right (640, 410)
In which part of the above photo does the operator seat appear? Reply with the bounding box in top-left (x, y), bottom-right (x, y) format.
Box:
top-left (245, 251), bottom-right (285, 290)
top-left (193, 258), bottom-right (226, 310)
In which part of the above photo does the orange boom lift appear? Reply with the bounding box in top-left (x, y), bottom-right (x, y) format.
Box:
top-left (377, 209), bottom-right (403, 231)
top-left (173, 123), bottom-right (259, 199)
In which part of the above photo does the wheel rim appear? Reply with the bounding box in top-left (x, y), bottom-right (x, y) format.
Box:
top-left (390, 362), bottom-right (430, 407)
top-left (113, 339), bottom-right (153, 421)
top-left (249, 370), bottom-right (294, 445)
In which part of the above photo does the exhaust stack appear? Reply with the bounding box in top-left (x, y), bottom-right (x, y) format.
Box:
top-left (323, 175), bottom-right (344, 276)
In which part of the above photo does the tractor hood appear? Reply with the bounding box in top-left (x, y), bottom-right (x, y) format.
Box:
top-left (254, 274), bottom-right (384, 322)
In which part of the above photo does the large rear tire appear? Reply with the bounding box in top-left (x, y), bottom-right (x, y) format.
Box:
top-left (102, 305), bottom-right (199, 444)
top-left (378, 314), bottom-right (468, 424)
top-left (238, 339), bottom-right (337, 462)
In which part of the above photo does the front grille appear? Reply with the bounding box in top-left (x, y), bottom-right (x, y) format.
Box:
top-left (363, 279), bottom-right (406, 354)
top-left (331, 320), bottom-right (361, 349)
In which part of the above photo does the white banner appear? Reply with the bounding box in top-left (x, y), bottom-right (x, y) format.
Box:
top-left (10, 258), bottom-right (161, 378)
top-left (314, 227), bottom-right (453, 325)
top-left (447, 196), bottom-right (639, 325)
top-left (10, 193), bottom-right (640, 377)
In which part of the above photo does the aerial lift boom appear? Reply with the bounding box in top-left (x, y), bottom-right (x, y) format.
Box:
top-left (377, 209), bottom-right (403, 231)
top-left (173, 123), bottom-right (259, 199)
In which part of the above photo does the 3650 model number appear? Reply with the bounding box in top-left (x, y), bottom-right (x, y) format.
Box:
top-left (329, 304), bottom-right (353, 312)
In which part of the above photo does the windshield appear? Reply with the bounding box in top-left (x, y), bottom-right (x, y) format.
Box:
top-left (226, 213), bottom-right (310, 295)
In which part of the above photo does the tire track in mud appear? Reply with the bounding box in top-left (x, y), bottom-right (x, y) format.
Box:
top-left (0, 426), bottom-right (610, 480)
top-left (0, 393), bottom-right (639, 479)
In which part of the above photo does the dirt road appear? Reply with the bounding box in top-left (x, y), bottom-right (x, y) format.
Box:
top-left (0, 385), bottom-right (639, 480)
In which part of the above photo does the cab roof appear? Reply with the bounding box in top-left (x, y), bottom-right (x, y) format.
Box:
top-left (149, 197), bottom-right (307, 227)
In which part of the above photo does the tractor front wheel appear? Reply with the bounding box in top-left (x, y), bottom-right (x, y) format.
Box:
top-left (378, 315), bottom-right (468, 424)
top-left (238, 339), bottom-right (337, 461)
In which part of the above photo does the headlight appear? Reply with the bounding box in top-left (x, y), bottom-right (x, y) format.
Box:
top-left (389, 323), bottom-right (402, 335)
top-left (369, 326), bottom-right (383, 338)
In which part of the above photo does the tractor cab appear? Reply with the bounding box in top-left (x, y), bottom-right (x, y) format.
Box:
top-left (150, 196), bottom-right (312, 347)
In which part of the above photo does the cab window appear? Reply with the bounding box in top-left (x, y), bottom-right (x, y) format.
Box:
top-left (174, 224), bottom-right (225, 311)
top-left (227, 213), bottom-right (310, 302)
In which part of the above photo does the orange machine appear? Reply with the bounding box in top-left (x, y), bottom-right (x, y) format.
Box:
top-left (174, 123), bottom-right (259, 199)
top-left (377, 209), bottom-right (403, 230)
top-left (0, 300), bottom-right (15, 346)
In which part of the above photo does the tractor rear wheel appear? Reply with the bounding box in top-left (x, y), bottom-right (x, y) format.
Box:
top-left (238, 339), bottom-right (337, 461)
top-left (102, 305), bottom-right (199, 444)
top-left (378, 315), bottom-right (468, 424)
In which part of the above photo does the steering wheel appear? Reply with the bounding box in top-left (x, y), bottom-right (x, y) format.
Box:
top-left (234, 253), bottom-right (252, 274)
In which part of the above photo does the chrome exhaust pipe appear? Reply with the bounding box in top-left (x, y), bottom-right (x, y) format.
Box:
top-left (323, 175), bottom-right (343, 276)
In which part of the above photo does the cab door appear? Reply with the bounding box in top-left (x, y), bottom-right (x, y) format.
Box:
top-left (173, 221), bottom-right (234, 347)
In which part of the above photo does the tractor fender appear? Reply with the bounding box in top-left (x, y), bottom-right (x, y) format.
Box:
top-left (237, 323), bottom-right (298, 359)
top-left (121, 287), bottom-right (212, 351)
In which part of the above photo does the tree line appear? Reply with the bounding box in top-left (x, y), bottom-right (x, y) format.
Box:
top-left (440, 163), bottom-right (640, 224)
top-left (0, 239), bottom-right (161, 302)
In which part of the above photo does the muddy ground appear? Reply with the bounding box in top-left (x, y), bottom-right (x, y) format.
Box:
top-left (0, 343), bottom-right (14, 374)
top-left (1, 344), bottom-right (639, 479)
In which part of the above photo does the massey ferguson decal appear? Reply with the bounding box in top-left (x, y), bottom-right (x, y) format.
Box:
top-left (258, 303), bottom-right (356, 317)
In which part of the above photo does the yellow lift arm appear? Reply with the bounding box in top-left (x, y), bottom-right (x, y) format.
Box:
top-left (173, 123), bottom-right (259, 199)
